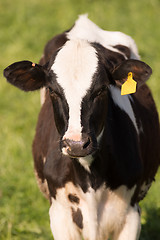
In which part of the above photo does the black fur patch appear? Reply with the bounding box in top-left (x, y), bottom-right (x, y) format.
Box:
top-left (71, 207), bottom-right (83, 229)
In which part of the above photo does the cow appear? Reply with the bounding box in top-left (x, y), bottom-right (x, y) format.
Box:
top-left (4, 15), bottom-right (160, 240)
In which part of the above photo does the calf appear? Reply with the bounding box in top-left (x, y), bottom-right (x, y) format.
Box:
top-left (4, 15), bottom-right (160, 240)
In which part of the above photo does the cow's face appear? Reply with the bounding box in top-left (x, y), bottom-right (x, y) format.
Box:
top-left (4, 39), bottom-right (152, 158)
top-left (47, 40), bottom-right (110, 157)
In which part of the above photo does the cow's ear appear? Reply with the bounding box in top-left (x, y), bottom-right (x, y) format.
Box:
top-left (3, 61), bottom-right (48, 91)
top-left (112, 59), bottom-right (152, 89)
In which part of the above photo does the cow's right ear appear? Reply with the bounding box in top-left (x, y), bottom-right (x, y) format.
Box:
top-left (3, 61), bottom-right (48, 91)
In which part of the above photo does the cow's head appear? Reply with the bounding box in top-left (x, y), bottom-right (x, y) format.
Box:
top-left (4, 39), bottom-right (152, 158)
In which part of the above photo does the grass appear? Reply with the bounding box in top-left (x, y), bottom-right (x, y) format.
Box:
top-left (0, 0), bottom-right (160, 239)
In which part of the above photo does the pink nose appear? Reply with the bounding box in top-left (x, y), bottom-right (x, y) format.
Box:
top-left (63, 129), bottom-right (82, 142)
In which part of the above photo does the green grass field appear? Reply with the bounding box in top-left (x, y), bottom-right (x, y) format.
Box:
top-left (0, 0), bottom-right (160, 239)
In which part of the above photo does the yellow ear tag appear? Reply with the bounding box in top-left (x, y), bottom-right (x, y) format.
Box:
top-left (121, 72), bottom-right (137, 95)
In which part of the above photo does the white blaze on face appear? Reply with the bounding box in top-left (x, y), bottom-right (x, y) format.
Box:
top-left (52, 39), bottom-right (98, 141)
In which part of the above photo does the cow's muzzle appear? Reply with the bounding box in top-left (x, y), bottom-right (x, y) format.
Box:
top-left (61, 135), bottom-right (97, 158)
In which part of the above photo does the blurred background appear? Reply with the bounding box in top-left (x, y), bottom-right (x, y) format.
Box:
top-left (0, 0), bottom-right (160, 239)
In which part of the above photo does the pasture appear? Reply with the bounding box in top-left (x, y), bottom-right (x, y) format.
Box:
top-left (0, 0), bottom-right (160, 239)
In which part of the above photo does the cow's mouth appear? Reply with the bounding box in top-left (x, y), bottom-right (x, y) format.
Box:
top-left (61, 137), bottom-right (97, 158)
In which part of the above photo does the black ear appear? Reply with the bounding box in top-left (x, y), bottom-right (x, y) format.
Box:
top-left (112, 59), bottom-right (152, 88)
top-left (3, 61), bottom-right (48, 91)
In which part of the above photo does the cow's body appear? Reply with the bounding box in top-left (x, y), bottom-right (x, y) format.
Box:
top-left (4, 15), bottom-right (160, 240)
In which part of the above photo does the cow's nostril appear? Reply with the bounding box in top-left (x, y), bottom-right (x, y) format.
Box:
top-left (61, 139), bottom-right (67, 148)
top-left (83, 138), bottom-right (91, 149)
top-left (62, 139), bottom-right (72, 150)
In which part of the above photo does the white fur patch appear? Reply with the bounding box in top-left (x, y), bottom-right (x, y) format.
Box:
top-left (114, 204), bottom-right (141, 240)
top-left (68, 14), bottom-right (140, 60)
top-left (40, 87), bottom-right (46, 105)
top-left (109, 85), bottom-right (138, 133)
top-left (79, 155), bottom-right (93, 173)
top-left (49, 196), bottom-right (82, 240)
top-left (98, 185), bottom-right (136, 239)
top-left (52, 39), bottom-right (98, 141)
top-left (49, 182), bottom-right (136, 240)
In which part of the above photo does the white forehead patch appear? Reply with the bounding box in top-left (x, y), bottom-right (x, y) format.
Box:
top-left (52, 39), bottom-right (98, 140)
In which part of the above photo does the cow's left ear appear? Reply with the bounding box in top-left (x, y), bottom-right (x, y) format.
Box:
top-left (3, 61), bottom-right (48, 91)
top-left (112, 59), bottom-right (152, 88)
